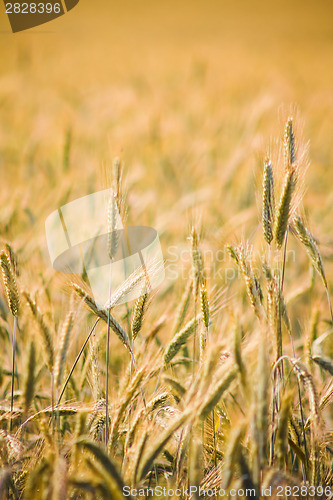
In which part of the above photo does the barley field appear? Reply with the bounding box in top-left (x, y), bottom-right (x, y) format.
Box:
top-left (1, 1), bottom-right (333, 498)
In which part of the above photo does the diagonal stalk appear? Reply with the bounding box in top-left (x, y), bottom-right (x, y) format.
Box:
top-left (57, 318), bottom-right (99, 406)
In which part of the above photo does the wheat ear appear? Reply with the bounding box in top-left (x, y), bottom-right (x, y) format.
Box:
top-left (262, 157), bottom-right (275, 245)
top-left (0, 251), bottom-right (20, 428)
top-left (274, 167), bottom-right (295, 248)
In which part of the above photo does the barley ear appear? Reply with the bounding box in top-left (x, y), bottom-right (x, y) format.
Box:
top-left (190, 227), bottom-right (204, 298)
top-left (294, 216), bottom-right (327, 288)
top-left (131, 286), bottom-right (149, 341)
top-left (198, 369), bottom-right (237, 419)
top-left (200, 285), bottom-right (209, 331)
top-left (173, 280), bottom-right (192, 334)
top-left (0, 251), bottom-right (19, 317)
top-left (284, 117), bottom-right (296, 167)
top-left (107, 195), bottom-right (119, 261)
top-left (262, 157), bottom-right (275, 245)
top-left (274, 167), bottom-right (295, 248)
top-left (164, 317), bottom-right (199, 365)
top-left (54, 311), bottom-right (75, 387)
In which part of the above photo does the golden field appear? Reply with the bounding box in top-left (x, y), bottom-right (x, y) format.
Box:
top-left (1, 1), bottom-right (333, 498)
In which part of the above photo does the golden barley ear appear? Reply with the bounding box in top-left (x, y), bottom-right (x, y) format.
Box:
top-left (0, 251), bottom-right (19, 317)
top-left (172, 280), bottom-right (192, 334)
top-left (164, 317), bottom-right (199, 365)
top-left (190, 226), bottom-right (204, 298)
top-left (71, 282), bottom-right (131, 351)
top-left (200, 285), bottom-right (209, 331)
top-left (107, 194), bottom-right (119, 261)
top-left (231, 245), bottom-right (263, 317)
top-left (198, 368), bottom-right (237, 420)
top-left (54, 311), bottom-right (75, 387)
top-left (262, 157), bottom-right (275, 245)
top-left (112, 156), bottom-right (125, 218)
top-left (293, 216), bottom-right (327, 288)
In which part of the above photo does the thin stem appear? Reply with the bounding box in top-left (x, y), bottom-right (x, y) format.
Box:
top-left (10, 315), bottom-right (17, 431)
top-left (281, 230), bottom-right (307, 481)
top-left (57, 318), bottom-right (99, 406)
top-left (212, 410), bottom-right (217, 468)
top-left (325, 286), bottom-right (333, 325)
top-left (105, 261), bottom-right (112, 447)
top-left (287, 332), bottom-right (308, 482)
top-left (280, 229), bottom-right (288, 294)
top-left (192, 295), bottom-right (197, 380)
top-left (51, 372), bottom-right (55, 435)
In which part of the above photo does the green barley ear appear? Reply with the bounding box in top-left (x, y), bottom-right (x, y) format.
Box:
top-left (262, 157), bottom-right (275, 244)
top-left (262, 261), bottom-right (273, 281)
top-left (23, 340), bottom-right (36, 415)
top-left (131, 285), bottom-right (149, 341)
top-left (284, 118), bottom-right (296, 167)
top-left (294, 216), bottom-right (327, 287)
top-left (227, 244), bottom-right (239, 264)
top-left (0, 251), bottom-right (19, 317)
top-left (274, 167), bottom-right (295, 248)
